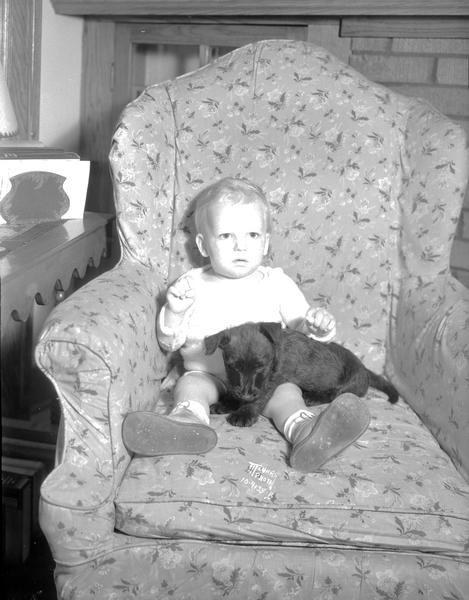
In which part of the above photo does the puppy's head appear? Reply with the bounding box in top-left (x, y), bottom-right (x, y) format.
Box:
top-left (205, 322), bottom-right (281, 402)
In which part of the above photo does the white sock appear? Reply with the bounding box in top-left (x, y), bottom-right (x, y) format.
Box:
top-left (171, 400), bottom-right (210, 425)
top-left (283, 409), bottom-right (315, 442)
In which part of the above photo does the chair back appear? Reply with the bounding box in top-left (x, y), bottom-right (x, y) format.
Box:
top-left (110, 40), bottom-right (466, 370)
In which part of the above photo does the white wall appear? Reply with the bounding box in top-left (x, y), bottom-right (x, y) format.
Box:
top-left (39, 0), bottom-right (83, 151)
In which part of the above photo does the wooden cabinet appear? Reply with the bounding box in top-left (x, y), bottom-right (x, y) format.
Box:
top-left (1, 213), bottom-right (114, 459)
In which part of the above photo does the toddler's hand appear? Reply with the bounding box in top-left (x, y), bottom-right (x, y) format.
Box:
top-left (166, 274), bottom-right (196, 315)
top-left (305, 307), bottom-right (336, 342)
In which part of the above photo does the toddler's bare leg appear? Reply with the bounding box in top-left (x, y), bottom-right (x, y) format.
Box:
top-left (262, 382), bottom-right (311, 431)
top-left (263, 383), bottom-right (370, 473)
top-left (122, 372), bottom-right (219, 456)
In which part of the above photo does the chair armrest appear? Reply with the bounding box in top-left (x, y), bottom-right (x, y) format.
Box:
top-left (36, 261), bottom-right (168, 501)
top-left (35, 261), bottom-right (168, 564)
top-left (386, 275), bottom-right (469, 481)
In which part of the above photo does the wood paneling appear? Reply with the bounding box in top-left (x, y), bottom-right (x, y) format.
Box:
top-left (0, 0), bottom-right (42, 140)
top-left (342, 17), bottom-right (469, 38)
top-left (307, 20), bottom-right (351, 63)
top-left (80, 19), bottom-right (115, 212)
top-left (50, 0), bottom-right (469, 17)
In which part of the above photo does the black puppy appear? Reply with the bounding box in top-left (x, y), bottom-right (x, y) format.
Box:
top-left (205, 321), bottom-right (398, 427)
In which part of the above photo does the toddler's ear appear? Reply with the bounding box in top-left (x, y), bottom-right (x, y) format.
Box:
top-left (263, 233), bottom-right (270, 256)
top-left (196, 233), bottom-right (209, 257)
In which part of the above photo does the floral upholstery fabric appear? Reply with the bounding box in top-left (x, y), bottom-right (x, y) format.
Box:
top-left (35, 41), bottom-right (469, 599)
top-left (116, 392), bottom-right (469, 553)
top-left (55, 542), bottom-right (469, 600)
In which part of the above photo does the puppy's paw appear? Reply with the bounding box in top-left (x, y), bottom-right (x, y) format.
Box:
top-left (210, 402), bottom-right (230, 415)
top-left (227, 408), bottom-right (259, 427)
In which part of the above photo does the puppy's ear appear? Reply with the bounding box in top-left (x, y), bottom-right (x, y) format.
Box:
top-left (259, 322), bottom-right (283, 346)
top-left (204, 331), bottom-right (227, 355)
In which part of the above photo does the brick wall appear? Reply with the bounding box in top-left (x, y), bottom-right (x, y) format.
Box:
top-left (348, 37), bottom-right (469, 287)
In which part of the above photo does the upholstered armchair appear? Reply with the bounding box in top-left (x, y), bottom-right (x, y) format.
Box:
top-left (36, 41), bottom-right (469, 599)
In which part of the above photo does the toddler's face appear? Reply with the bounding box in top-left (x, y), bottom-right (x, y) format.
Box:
top-left (196, 200), bottom-right (270, 279)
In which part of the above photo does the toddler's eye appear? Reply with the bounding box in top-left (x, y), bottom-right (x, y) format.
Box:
top-left (218, 233), bottom-right (232, 240)
top-left (249, 232), bottom-right (260, 239)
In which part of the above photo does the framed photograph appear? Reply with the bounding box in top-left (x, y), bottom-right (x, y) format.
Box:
top-left (0, 158), bottom-right (90, 225)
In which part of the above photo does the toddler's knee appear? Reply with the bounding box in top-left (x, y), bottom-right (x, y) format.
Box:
top-left (178, 371), bottom-right (210, 391)
top-left (275, 382), bottom-right (302, 397)
top-left (176, 371), bottom-right (220, 404)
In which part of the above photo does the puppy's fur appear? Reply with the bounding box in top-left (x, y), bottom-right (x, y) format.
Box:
top-left (205, 321), bottom-right (398, 427)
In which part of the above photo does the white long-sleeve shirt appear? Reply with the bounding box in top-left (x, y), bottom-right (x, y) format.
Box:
top-left (157, 265), bottom-right (325, 379)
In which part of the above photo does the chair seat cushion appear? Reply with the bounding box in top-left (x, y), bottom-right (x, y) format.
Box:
top-left (115, 393), bottom-right (469, 558)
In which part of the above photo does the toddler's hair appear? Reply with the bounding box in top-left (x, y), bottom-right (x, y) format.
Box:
top-left (194, 177), bottom-right (271, 234)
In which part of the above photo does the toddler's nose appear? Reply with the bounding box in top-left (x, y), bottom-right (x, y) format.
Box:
top-left (234, 234), bottom-right (247, 250)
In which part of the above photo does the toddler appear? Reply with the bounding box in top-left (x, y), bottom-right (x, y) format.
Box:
top-left (123, 177), bottom-right (370, 472)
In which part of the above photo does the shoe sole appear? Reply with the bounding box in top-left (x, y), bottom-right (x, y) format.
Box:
top-left (290, 394), bottom-right (370, 473)
top-left (122, 411), bottom-right (217, 456)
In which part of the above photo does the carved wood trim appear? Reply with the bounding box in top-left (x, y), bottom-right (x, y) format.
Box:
top-left (126, 22), bottom-right (307, 46)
